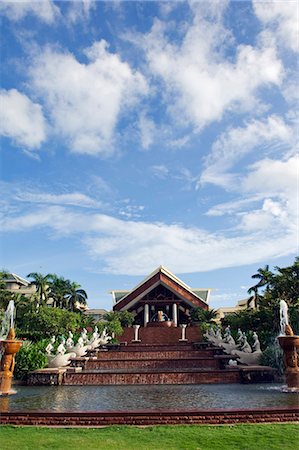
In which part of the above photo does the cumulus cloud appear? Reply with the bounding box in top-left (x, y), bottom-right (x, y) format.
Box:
top-left (0, 0), bottom-right (60, 23)
top-left (207, 155), bottom-right (298, 239)
top-left (200, 115), bottom-right (292, 188)
top-left (253, 1), bottom-right (298, 52)
top-left (1, 194), bottom-right (296, 275)
top-left (138, 4), bottom-right (283, 131)
top-left (0, 89), bottom-right (47, 150)
top-left (29, 40), bottom-right (148, 156)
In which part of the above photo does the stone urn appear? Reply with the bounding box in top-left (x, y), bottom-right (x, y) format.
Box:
top-left (278, 334), bottom-right (299, 390)
top-left (0, 328), bottom-right (22, 395)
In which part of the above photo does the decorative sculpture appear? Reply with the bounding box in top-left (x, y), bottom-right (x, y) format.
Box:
top-left (47, 336), bottom-right (76, 368)
top-left (89, 327), bottom-right (102, 350)
top-left (70, 336), bottom-right (90, 357)
top-left (66, 331), bottom-right (74, 350)
top-left (279, 299), bottom-right (289, 336)
top-left (0, 301), bottom-right (22, 395)
top-left (45, 336), bottom-right (56, 355)
top-left (99, 328), bottom-right (111, 346)
top-left (278, 298), bottom-right (299, 389)
top-left (229, 331), bottom-right (264, 365)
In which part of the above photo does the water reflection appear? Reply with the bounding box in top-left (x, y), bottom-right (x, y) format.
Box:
top-left (1, 384), bottom-right (298, 412)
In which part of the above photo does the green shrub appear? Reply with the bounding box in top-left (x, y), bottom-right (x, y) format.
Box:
top-left (17, 306), bottom-right (90, 338)
top-left (14, 340), bottom-right (48, 381)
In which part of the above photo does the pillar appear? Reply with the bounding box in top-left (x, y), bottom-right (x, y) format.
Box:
top-left (132, 325), bottom-right (141, 342)
top-left (179, 324), bottom-right (187, 341)
top-left (172, 303), bottom-right (178, 326)
top-left (144, 303), bottom-right (149, 327)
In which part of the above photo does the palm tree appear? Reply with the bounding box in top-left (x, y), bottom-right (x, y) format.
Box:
top-left (27, 272), bottom-right (53, 307)
top-left (247, 265), bottom-right (274, 308)
top-left (49, 275), bottom-right (71, 309)
top-left (190, 307), bottom-right (218, 324)
top-left (64, 282), bottom-right (88, 312)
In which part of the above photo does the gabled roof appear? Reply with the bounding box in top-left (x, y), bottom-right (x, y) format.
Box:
top-left (2, 273), bottom-right (30, 286)
top-left (113, 266), bottom-right (210, 311)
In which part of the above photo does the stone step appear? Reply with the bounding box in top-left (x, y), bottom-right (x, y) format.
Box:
top-left (84, 356), bottom-right (220, 370)
top-left (93, 349), bottom-right (216, 359)
top-left (63, 368), bottom-right (241, 385)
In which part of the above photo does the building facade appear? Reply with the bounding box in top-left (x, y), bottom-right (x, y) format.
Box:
top-left (112, 266), bottom-right (211, 327)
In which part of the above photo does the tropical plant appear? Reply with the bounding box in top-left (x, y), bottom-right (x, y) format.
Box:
top-left (64, 282), bottom-right (88, 312)
top-left (48, 275), bottom-right (71, 308)
top-left (18, 306), bottom-right (90, 337)
top-left (27, 272), bottom-right (53, 307)
top-left (190, 307), bottom-right (218, 324)
top-left (247, 264), bottom-right (274, 308)
top-left (14, 339), bottom-right (48, 381)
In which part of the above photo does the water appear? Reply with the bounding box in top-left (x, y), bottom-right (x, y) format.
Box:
top-left (0, 300), bottom-right (14, 340)
top-left (1, 384), bottom-right (298, 412)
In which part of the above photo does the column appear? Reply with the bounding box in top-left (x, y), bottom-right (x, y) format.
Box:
top-left (172, 303), bottom-right (178, 326)
top-left (144, 303), bottom-right (149, 327)
top-left (179, 324), bottom-right (187, 341)
top-left (132, 325), bottom-right (141, 342)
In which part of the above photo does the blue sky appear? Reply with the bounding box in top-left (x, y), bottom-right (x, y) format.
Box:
top-left (0, 1), bottom-right (298, 311)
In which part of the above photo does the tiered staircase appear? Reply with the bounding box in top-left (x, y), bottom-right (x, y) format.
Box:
top-left (28, 326), bottom-right (275, 386)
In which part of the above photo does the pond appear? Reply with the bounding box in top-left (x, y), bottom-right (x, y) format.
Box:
top-left (1, 384), bottom-right (298, 411)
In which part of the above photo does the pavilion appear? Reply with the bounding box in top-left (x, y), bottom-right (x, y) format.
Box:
top-left (112, 266), bottom-right (211, 327)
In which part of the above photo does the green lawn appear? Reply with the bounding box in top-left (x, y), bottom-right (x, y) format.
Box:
top-left (1, 424), bottom-right (298, 450)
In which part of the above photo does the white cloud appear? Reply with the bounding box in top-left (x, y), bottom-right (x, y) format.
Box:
top-left (253, 1), bottom-right (298, 52)
top-left (200, 115), bottom-right (292, 188)
top-left (1, 194), bottom-right (296, 275)
top-left (29, 40), bottom-right (148, 156)
top-left (0, 0), bottom-right (60, 24)
top-left (207, 156), bottom-right (298, 236)
top-left (206, 195), bottom-right (265, 217)
top-left (66, 0), bottom-right (95, 24)
top-left (0, 89), bottom-right (47, 150)
top-left (151, 165), bottom-right (169, 179)
top-left (139, 5), bottom-right (283, 130)
top-left (138, 113), bottom-right (156, 150)
top-left (14, 191), bottom-right (102, 209)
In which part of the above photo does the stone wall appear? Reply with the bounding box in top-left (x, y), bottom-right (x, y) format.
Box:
top-left (1, 407), bottom-right (298, 426)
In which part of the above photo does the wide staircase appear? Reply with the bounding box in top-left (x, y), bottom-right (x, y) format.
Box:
top-left (61, 326), bottom-right (274, 386)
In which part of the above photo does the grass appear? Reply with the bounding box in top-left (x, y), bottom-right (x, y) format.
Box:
top-left (1, 423), bottom-right (298, 450)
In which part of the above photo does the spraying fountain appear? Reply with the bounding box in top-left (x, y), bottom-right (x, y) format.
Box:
top-left (278, 299), bottom-right (299, 390)
top-left (0, 301), bottom-right (22, 395)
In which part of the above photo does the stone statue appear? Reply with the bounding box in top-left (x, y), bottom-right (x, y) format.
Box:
top-left (204, 325), bottom-right (223, 346)
top-left (232, 333), bottom-right (263, 365)
top-left (57, 338), bottom-right (66, 355)
top-left (215, 325), bottom-right (222, 340)
top-left (45, 336), bottom-right (55, 355)
top-left (66, 331), bottom-right (74, 350)
top-left (71, 336), bottom-right (90, 357)
top-left (279, 299), bottom-right (289, 336)
top-left (81, 328), bottom-right (89, 344)
top-left (99, 328), bottom-right (111, 346)
top-left (240, 335), bottom-right (252, 353)
top-left (237, 328), bottom-right (243, 343)
top-left (252, 332), bottom-right (261, 352)
top-left (89, 327), bottom-right (101, 350)
top-left (224, 325), bottom-right (231, 338)
top-left (47, 336), bottom-right (76, 368)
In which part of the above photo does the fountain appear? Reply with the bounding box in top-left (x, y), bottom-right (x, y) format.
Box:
top-left (0, 301), bottom-right (22, 395)
top-left (278, 299), bottom-right (299, 390)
